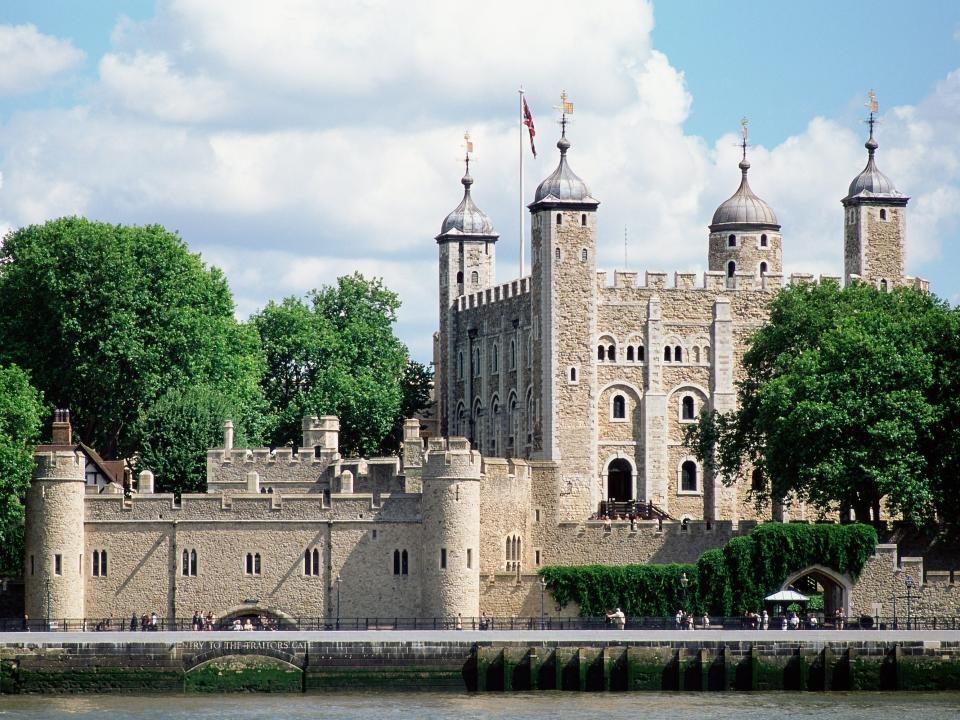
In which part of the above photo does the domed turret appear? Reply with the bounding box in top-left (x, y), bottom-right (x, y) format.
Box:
top-left (438, 161), bottom-right (498, 237)
top-left (710, 156), bottom-right (780, 230)
top-left (842, 96), bottom-right (909, 288)
top-left (708, 124), bottom-right (782, 285)
top-left (530, 125), bottom-right (598, 208)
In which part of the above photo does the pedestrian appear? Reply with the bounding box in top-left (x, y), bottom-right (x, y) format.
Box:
top-left (129, 612), bottom-right (137, 632)
top-left (675, 608), bottom-right (683, 630)
top-left (606, 607), bottom-right (625, 631)
top-left (22, 614), bottom-right (30, 632)
top-left (456, 613), bottom-right (463, 631)
top-left (761, 609), bottom-right (769, 630)
top-left (702, 612), bottom-right (710, 629)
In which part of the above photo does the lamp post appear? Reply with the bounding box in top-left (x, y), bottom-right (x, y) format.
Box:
top-left (335, 574), bottom-right (342, 630)
top-left (905, 574), bottom-right (913, 630)
top-left (539, 577), bottom-right (546, 630)
top-left (680, 572), bottom-right (689, 612)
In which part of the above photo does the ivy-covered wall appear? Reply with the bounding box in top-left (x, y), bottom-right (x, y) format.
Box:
top-left (540, 522), bottom-right (878, 616)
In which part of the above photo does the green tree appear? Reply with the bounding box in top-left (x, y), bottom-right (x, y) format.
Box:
top-left (0, 218), bottom-right (266, 491)
top-left (384, 360), bottom-right (434, 451)
top-left (686, 282), bottom-right (959, 526)
top-left (253, 273), bottom-right (410, 456)
top-left (0, 365), bottom-right (45, 574)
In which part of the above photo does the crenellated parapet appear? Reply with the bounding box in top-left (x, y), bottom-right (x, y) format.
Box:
top-left (595, 269), bottom-right (852, 295)
top-left (423, 437), bottom-right (483, 480)
top-left (454, 277), bottom-right (531, 312)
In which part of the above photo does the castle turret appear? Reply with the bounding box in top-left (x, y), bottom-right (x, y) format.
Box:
top-left (842, 99), bottom-right (908, 289)
top-left (419, 437), bottom-right (481, 619)
top-left (709, 124), bottom-right (782, 286)
top-left (436, 150), bottom-right (499, 437)
top-left (529, 103), bottom-right (600, 518)
top-left (25, 410), bottom-right (86, 623)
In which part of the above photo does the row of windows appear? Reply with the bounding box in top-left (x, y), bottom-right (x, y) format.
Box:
top-left (92, 549), bottom-right (108, 577)
top-left (455, 270), bottom-right (481, 286)
top-left (846, 207), bottom-right (889, 225)
top-left (726, 260), bottom-right (768, 279)
top-left (555, 213), bottom-right (589, 226)
top-left (609, 392), bottom-right (700, 421)
top-left (727, 233), bottom-right (769, 248)
top-left (553, 246), bottom-right (589, 262)
top-left (505, 534), bottom-right (522, 571)
top-left (598, 343), bottom-right (710, 365)
top-left (458, 338), bottom-right (527, 379)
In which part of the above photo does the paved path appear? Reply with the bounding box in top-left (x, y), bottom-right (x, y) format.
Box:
top-left (2, 629), bottom-right (959, 644)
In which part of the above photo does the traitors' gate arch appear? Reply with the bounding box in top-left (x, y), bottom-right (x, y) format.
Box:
top-left (181, 639), bottom-right (308, 673)
top-left (780, 564), bottom-right (854, 617)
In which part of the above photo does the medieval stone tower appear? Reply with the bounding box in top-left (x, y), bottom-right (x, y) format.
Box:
top-left (708, 139), bottom-right (783, 286)
top-left (436, 157), bottom-right (499, 437)
top-left (419, 437), bottom-right (481, 619)
top-left (24, 410), bottom-right (86, 621)
top-left (842, 117), bottom-right (909, 289)
top-left (529, 121), bottom-right (600, 518)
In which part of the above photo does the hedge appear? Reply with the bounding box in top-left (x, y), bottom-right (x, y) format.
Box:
top-left (539, 522), bottom-right (878, 617)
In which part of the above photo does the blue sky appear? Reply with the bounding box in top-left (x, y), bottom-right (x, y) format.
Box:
top-left (0, 1), bottom-right (958, 360)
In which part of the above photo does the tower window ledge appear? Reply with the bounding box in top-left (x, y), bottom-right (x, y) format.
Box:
top-left (676, 489), bottom-right (703, 497)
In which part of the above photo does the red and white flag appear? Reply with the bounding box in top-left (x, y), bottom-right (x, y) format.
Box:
top-left (522, 96), bottom-right (537, 158)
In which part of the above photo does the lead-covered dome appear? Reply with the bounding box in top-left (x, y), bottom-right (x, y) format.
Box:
top-left (710, 157), bottom-right (779, 229)
top-left (845, 132), bottom-right (902, 200)
top-left (437, 166), bottom-right (498, 239)
top-left (531, 131), bottom-right (598, 207)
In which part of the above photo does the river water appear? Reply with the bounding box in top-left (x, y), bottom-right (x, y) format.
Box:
top-left (3, 692), bottom-right (960, 719)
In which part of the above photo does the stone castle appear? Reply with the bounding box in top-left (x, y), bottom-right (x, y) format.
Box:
top-left (22, 114), bottom-right (957, 626)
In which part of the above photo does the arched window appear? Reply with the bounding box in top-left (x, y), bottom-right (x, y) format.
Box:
top-left (581, 213), bottom-right (587, 226)
top-left (626, 346), bottom-right (634, 362)
top-left (880, 209), bottom-right (887, 220)
top-left (880, 279), bottom-right (888, 292)
top-left (682, 395), bottom-right (695, 420)
top-left (664, 346), bottom-right (671, 362)
top-left (473, 348), bottom-right (480, 376)
top-left (305, 548), bottom-right (312, 575)
top-left (637, 345), bottom-right (645, 362)
top-left (760, 233), bottom-right (768, 247)
top-left (393, 549), bottom-right (401, 575)
top-left (674, 346), bottom-right (682, 362)
top-left (556, 213), bottom-right (562, 226)
top-left (681, 461), bottom-right (698, 492)
top-left (581, 248), bottom-right (588, 262)
top-left (93, 550), bottom-right (100, 577)
top-left (693, 347), bottom-right (700, 363)
top-left (458, 352), bottom-right (464, 379)
top-left (607, 345), bottom-right (616, 362)
top-left (492, 344), bottom-right (498, 373)
top-left (612, 394), bottom-right (626, 420)
top-left (101, 550), bottom-right (107, 576)
top-left (510, 340), bottom-right (517, 369)
top-left (555, 247), bottom-right (561, 260)
top-left (727, 261), bottom-right (736, 278)
top-left (728, 234), bottom-right (736, 247)
top-left (402, 550), bottom-right (409, 575)
top-left (569, 367), bottom-right (577, 382)
top-left (598, 345), bottom-right (605, 361)
top-left (456, 271), bottom-right (463, 285)
top-left (311, 548), bottom-right (319, 576)
top-left (471, 270), bottom-right (479, 285)
top-left (703, 345), bottom-right (710, 362)
top-left (760, 261), bottom-right (767, 275)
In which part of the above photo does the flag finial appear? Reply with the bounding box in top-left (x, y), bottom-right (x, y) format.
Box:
top-left (864, 90), bottom-right (879, 154)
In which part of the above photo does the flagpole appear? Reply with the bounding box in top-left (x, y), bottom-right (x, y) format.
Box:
top-left (519, 86), bottom-right (525, 278)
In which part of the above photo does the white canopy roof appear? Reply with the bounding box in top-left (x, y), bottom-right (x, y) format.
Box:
top-left (765, 590), bottom-right (809, 602)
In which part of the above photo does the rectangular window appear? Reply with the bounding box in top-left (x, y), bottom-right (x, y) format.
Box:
top-left (535, 550), bottom-right (541, 566)
top-left (440, 548), bottom-right (447, 570)
top-left (535, 509), bottom-right (541, 523)
top-left (54, 554), bottom-right (62, 576)
top-left (466, 548), bottom-right (473, 569)
top-left (30, 555), bottom-right (34, 576)
top-left (79, 554), bottom-right (83, 574)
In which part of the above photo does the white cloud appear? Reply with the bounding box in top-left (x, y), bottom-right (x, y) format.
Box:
top-left (0, 1), bottom-right (958, 362)
top-left (0, 24), bottom-right (84, 95)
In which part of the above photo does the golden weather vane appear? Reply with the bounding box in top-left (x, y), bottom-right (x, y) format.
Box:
top-left (463, 130), bottom-right (474, 157)
top-left (866, 90), bottom-right (878, 115)
top-left (740, 117), bottom-right (749, 142)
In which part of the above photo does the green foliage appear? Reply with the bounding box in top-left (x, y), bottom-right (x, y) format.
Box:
top-left (0, 218), bottom-right (266, 494)
top-left (541, 522), bottom-right (878, 617)
top-left (252, 273), bottom-right (410, 457)
top-left (0, 364), bottom-right (45, 574)
top-left (383, 361), bottom-right (434, 452)
top-left (685, 282), bottom-right (960, 526)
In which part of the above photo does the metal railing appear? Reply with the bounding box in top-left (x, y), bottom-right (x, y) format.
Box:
top-left (1, 615), bottom-right (957, 633)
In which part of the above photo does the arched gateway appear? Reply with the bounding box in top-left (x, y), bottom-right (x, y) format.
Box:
top-left (780, 564), bottom-right (853, 618)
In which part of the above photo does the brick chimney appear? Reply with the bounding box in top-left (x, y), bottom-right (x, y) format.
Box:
top-left (51, 408), bottom-right (72, 445)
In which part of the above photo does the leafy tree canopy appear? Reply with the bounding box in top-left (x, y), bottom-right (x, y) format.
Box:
top-left (685, 282), bottom-right (960, 527)
top-left (0, 364), bottom-right (44, 574)
top-left (0, 218), bottom-right (265, 492)
top-left (252, 273), bottom-right (413, 457)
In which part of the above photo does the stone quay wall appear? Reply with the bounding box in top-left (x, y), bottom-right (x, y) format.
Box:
top-left (3, 632), bottom-right (960, 693)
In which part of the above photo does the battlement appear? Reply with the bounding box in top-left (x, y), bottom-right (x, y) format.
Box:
top-left (32, 450), bottom-right (84, 481)
top-left (423, 436), bottom-right (482, 479)
top-left (206, 445), bottom-right (337, 467)
top-left (455, 276), bottom-right (531, 312)
top-left (597, 269), bottom-right (846, 293)
top-left (480, 456), bottom-right (531, 483)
